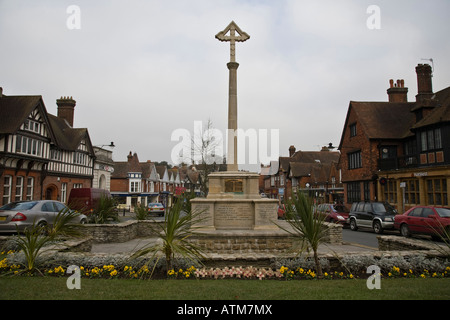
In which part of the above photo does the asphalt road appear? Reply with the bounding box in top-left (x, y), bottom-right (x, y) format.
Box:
top-left (342, 228), bottom-right (381, 249)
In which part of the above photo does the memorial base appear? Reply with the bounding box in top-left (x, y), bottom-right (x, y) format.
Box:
top-left (191, 171), bottom-right (278, 231)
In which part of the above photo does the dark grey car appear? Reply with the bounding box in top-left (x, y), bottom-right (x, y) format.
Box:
top-left (348, 201), bottom-right (397, 234)
top-left (0, 200), bottom-right (87, 234)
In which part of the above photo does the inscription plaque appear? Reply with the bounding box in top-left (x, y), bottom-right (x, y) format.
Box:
top-left (215, 202), bottom-right (254, 229)
top-left (225, 179), bottom-right (243, 193)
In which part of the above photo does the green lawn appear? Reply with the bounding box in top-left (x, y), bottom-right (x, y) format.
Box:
top-left (1, 277), bottom-right (449, 300)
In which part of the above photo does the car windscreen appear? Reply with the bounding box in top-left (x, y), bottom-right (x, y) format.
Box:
top-left (372, 203), bottom-right (397, 214)
top-left (436, 208), bottom-right (450, 217)
top-left (333, 205), bottom-right (349, 213)
top-left (0, 201), bottom-right (38, 210)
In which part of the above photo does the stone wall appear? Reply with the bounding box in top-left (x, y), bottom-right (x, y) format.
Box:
top-left (377, 235), bottom-right (443, 251)
top-left (79, 220), bottom-right (163, 243)
top-left (188, 222), bottom-right (343, 255)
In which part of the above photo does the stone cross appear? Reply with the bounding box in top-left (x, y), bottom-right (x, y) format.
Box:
top-left (216, 21), bottom-right (250, 171)
top-left (215, 21), bottom-right (250, 63)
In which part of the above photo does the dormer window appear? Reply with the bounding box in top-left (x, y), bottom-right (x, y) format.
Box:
top-left (23, 119), bottom-right (40, 134)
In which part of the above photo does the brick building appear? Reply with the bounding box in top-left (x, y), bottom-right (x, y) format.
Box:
top-left (110, 152), bottom-right (196, 210)
top-left (260, 145), bottom-right (342, 204)
top-left (0, 88), bottom-right (95, 205)
top-left (338, 64), bottom-right (450, 211)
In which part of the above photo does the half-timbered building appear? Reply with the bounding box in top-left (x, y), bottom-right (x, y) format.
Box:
top-left (0, 88), bottom-right (95, 204)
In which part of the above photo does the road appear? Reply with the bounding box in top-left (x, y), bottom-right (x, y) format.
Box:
top-left (342, 227), bottom-right (381, 249)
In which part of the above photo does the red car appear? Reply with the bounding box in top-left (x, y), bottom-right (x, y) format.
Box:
top-left (316, 203), bottom-right (349, 225)
top-left (394, 206), bottom-right (450, 240)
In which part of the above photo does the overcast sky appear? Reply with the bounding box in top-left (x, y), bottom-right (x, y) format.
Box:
top-left (1, 0), bottom-right (449, 172)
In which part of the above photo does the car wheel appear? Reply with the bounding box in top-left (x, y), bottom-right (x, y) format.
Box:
top-left (80, 218), bottom-right (87, 225)
top-left (349, 218), bottom-right (358, 231)
top-left (400, 224), bottom-right (411, 237)
top-left (373, 220), bottom-right (383, 234)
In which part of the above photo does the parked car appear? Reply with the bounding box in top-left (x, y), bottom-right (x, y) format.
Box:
top-left (68, 188), bottom-right (112, 215)
top-left (316, 203), bottom-right (349, 225)
top-left (148, 203), bottom-right (165, 217)
top-left (348, 201), bottom-right (398, 234)
top-left (0, 200), bottom-right (87, 234)
top-left (277, 204), bottom-right (286, 219)
top-left (394, 206), bottom-right (450, 240)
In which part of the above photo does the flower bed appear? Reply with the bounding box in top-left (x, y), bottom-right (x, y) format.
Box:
top-left (2, 249), bottom-right (450, 280)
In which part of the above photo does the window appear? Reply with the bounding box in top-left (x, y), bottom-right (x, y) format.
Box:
top-left (26, 177), bottom-right (34, 200)
top-left (130, 181), bottom-right (141, 193)
top-left (380, 146), bottom-right (397, 159)
top-left (61, 183), bottom-right (67, 203)
top-left (23, 119), bottom-right (40, 133)
top-left (403, 179), bottom-right (420, 205)
top-left (350, 123), bottom-right (357, 137)
top-left (348, 151), bottom-right (362, 169)
top-left (15, 135), bottom-right (43, 157)
top-left (15, 177), bottom-right (24, 201)
top-left (363, 181), bottom-right (371, 201)
top-left (426, 178), bottom-right (448, 206)
top-left (347, 182), bottom-right (361, 203)
top-left (421, 128), bottom-right (443, 151)
top-left (73, 152), bottom-right (86, 165)
top-left (50, 149), bottom-right (62, 161)
top-left (3, 176), bottom-right (12, 205)
top-left (383, 180), bottom-right (397, 204)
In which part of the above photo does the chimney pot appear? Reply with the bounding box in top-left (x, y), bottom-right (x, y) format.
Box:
top-left (387, 79), bottom-right (408, 103)
top-left (289, 145), bottom-right (296, 157)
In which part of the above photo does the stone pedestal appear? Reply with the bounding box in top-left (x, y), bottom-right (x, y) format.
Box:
top-left (191, 171), bottom-right (278, 230)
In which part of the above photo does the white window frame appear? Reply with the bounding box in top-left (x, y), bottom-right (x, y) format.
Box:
top-left (26, 177), bottom-right (34, 200)
top-left (15, 176), bottom-right (24, 201)
top-left (3, 176), bottom-right (12, 205)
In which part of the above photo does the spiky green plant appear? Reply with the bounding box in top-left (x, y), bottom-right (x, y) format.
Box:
top-left (277, 191), bottom-right (327, 278)
top-left (134, 202), bottom-right (149, 221)
top-left (46, 208), bottom-right (84, 240)
top-left (13, 208), bottom-right (84, 274)
top-left (91, 195), bottom-right (118, 224)
top-left (131, 197), bottom-right (206, 276)
top-left (13, 225), bottom-right (50, 274)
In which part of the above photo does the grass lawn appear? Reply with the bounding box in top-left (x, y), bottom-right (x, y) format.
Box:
top-left (1, 277), bottom-right (449, 300)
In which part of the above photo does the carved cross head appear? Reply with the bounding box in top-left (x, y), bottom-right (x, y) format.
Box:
top-left (216, 21), bottom-right (250, 62)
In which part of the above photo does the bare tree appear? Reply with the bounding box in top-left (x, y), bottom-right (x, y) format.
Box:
top-left (190, 119), bottom-right (226, 196)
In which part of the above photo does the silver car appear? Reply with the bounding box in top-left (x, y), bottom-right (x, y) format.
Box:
top-left (0, 200), bottom-right (87, 234)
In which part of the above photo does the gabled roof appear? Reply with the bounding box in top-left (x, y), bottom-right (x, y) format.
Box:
top-left (338, 101), bottom-right (415, 149)
top-left (412, 87), bottom-right (450, 129)
top-left (290, 150), bottom-right (340, 164)
top-left (338, 85), bottom-right (450, 150)
top-left (0, 95), bottom-right (56, 142)
top-left (47, 114), bottom-right (92, 152)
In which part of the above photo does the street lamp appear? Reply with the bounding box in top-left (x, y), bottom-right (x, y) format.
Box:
top-left (95, 142), bottom-right (115, 149)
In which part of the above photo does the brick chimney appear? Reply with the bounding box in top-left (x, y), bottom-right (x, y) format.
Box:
top-left (387, 79), bottom-right (408, 102)
top-left (56, 96), bottom-right (76, 127)
top-left (415, 64), bottom-right (433, 102)
top-left (289, 145), bottom-right (296, 157)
